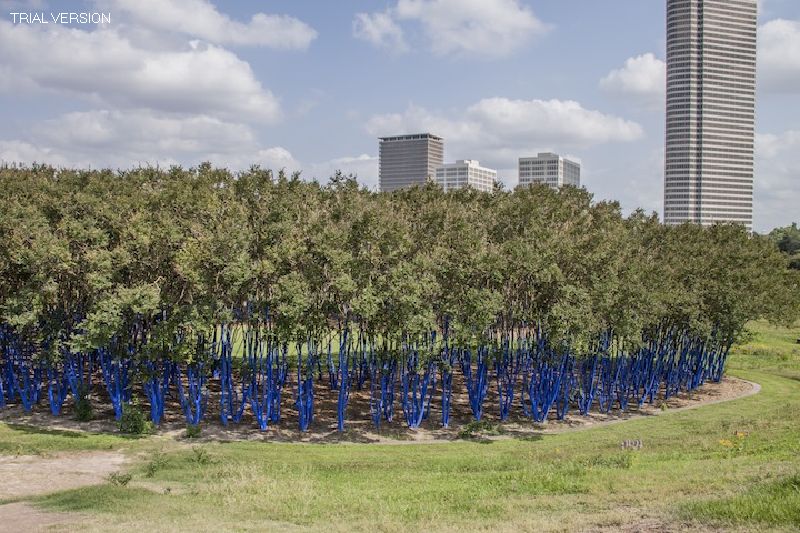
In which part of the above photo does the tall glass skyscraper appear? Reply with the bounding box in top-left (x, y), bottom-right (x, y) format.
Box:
top-left (664, 0), bottom-right (757, 229)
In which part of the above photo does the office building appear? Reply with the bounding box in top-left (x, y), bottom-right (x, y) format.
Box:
top-left (435, 160), bottom-right (497, 192)
top-left (518, 153), bottom-right (581, 189)
top-left (378, 133), bottom-right (444, 192)
top-left (664, 0), bottom-right (757, 229)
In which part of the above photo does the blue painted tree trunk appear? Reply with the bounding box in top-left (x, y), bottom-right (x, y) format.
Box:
top-left (99, 348), bottom-right (131, 420)
top-left (460, 347), bottom-right (489, 421)
top-left (174, 362), bottom-right (207, 426)
top-left (144, 359), bottom-right (172, 425)
top-left (555, 355), bottom-right (575, 420)
top-left (337, 329), bottom-right (351, 432)
top-left (577, 355), bottom-right (599, 415)
top-left (46, 362), bottom-right (69, 415)
top-left (523, 357), bottom-right (564, 422)
top-left (401, 351), bottom-right (433, 429)
top-left (296, 341), bottom-right (315, 432)
top-left (219, 333), bottom-right (249, 425)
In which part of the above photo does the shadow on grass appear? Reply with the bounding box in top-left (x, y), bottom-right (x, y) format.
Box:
top-left (4, 422), bottom-right (147, 441)
top-left (5, 423), bottom-right (89, 439)
top-left (35, 485), bottom-right (157, 513)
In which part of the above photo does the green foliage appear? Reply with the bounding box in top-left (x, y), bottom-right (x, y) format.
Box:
top-left (0, 164), bottom-right (796, 363)
top-left (191, 446), bottom-right (212, 465)
top-left (73, 386), bottom-right (93, 422)
top-left (769, 222), bottom-right (800, 255)
top-left (107, 471), bottom-right (132, 487)
top-left (117, 403), bottom-right (153, 435)
top-left (144, 450), bottom-right (168, 478)
top-left (457, 420), bottom-right (506, 439)
top-left (768, 222), bottom-right (800, 270)
top-left (184, 424), bottom-right (202, 439)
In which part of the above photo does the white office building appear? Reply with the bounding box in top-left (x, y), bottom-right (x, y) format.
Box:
top-left (518, 153), bottom-right (581, 189)
top-left (435, 160), bottom-right (497, 192)
top-left (378, 133), bottom-right (444, 192)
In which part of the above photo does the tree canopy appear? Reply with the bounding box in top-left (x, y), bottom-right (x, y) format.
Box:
top-left (0, 163), bottom-right (797, 359)
top-left (768, 222), bottom-right (800, 270)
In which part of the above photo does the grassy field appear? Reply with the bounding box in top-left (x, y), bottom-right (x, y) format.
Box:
top-left (1, 320), bottom-right (799, 531)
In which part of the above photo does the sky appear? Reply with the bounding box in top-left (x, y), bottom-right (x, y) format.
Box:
top-left (0, 0), bottom-right (798, 232)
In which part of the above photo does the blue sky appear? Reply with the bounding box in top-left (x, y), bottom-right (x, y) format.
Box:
top-left (0, 0), bottom-right (798, 231)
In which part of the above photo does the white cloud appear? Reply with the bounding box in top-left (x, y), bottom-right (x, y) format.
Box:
top-left (354, 0), bottom-right (549, 57)
top-left (756, 130), bottom-right (800, 158)
top-left (306, 154), bottom-right (379, 189)
top-left (0, 109), bottom-right (376, 188)
top-left (366, 99), bottom-right (643, 169)
top-left (468, 98), bottom-right (643, 144)
top-left (0, 20), bottom-right (281, 123)
top-left (0, 140), bottom-right (76, 167)
top-left (759, 18), bottom-right (800, 93)
top-left (601, 19), bottom-right (800, 99)
top-left (39, 110), bottom-right (253, 157)
top-left (754, 131), bottom-right (800, 230)
top-left (353, 12), bottom-right (407, 51)
top-left (0, 109), bottom-right (282, 169)
top-left (600, 53), bottom-right (666, 108)
top-left (95, 0), bottom-right (317, 49)
top-left (0, 0), bottom-right (46, 8)
top-left (367, 104), bottom-right (482, 145)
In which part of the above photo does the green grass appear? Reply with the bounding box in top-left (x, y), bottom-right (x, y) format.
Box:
top-left (2, 320), bottom-right (799, 531)
top-left (683, 474), bottom-right (800, 528)
top-left (0, 422), bottom-right (129, 456)
top-left (727, 319), bottom-right (800, 377)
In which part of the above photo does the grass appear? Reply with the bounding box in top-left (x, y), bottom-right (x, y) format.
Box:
top-left (683, 474), bottom-right (800, 528)
top-left (0, 422), bottom-right (128, 456)
top-left (728, 319), bottom-right (800, 378)
top-left (2, 320), bottom-right (799, 531)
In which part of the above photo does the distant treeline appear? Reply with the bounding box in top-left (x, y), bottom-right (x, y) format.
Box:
top-left (768, 223), bottom-right (800, 270)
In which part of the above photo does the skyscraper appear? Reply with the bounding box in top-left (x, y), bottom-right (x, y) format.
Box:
top-left (664, 0), bottom-right (757, 229)
top-left (378, 133), bottom-right (444, 192)
top-left (518, 153), bottom-right (581, 189)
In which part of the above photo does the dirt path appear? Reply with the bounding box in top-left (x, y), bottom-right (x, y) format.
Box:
top-left (0, 451), bottom-right (126, 532)
top-left (0, 503), bottom-right (77, 533)
top-left (0, 451), bottom-right (126, 500)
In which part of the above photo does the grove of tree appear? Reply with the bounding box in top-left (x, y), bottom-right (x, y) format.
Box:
top-left (0, 163), bottom-right (797, 428)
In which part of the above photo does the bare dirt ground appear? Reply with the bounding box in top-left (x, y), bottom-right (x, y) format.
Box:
top-left (0, 451), bottom-right (126, 532)
top-left (0, 376), bottom-right (758, 445)
top-left (0, 451), bottom-right (126, 500)
top-left (581, 517), bottom-right (728, 533)
top-left (0, 503), bottom-right (76, 533)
